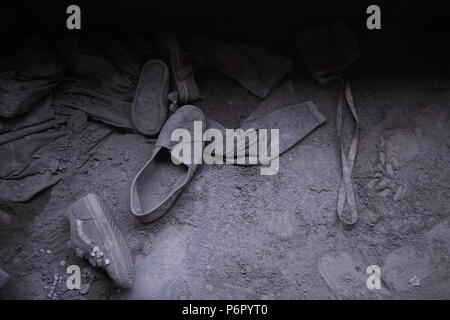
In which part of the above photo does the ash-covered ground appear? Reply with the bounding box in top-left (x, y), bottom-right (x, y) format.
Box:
top-left (0, 12), bottom-right (449, 299)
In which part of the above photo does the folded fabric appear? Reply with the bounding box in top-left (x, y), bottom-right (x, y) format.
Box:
top-left (54, 85), bottom-right (134, 130)
top-left (0, 120), bottom-right (57, 145)
top-left (0, 130), bottom-right (64, 179)
top-left (55, 36), bottom-right (149, 129)
top-left (0, 170), bottom-right (62, 203)
top-left (0, 121), bottom-right (112, 202)
top-left (184, 36), bottom-right (293, 99)
top-left (0, 94), bottom-right (54, 134)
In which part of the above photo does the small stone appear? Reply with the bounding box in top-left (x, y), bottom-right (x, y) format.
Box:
top-left (39, 248), bottom-right (45, 254)
top-left (80, 283), bottom-right (90, 295)
top-left (379, 152), bottom-right (386, 166)
top-left (205, 284), bottom-right (214, 292)
top-left (104, 258), bottom-right (110, 266)
top-left (168, 91), bottom-right (178, 103)
top-left (393, 185), bottom-right (404, 201)
top-left (68, 110), bottom-right (88, 133)
top-left (386, 163), bottom-right (394, 176)
top-left (60, 260), bottom-right (66, 267)
top-left (409, 275), bottom-right (420, 287)
top-left (378, 177), bottom-right (390, 187)
top-left (378, 188), bottom-right (391, 197)
top-left (367, 179), bottom-right (378, 189)
top-left (75, 248), bottom-right (84, 258)
top-left (48, 159), bottom-right (59, 174)
top-left (374, 172), bottom-right (383, 177)
top-left (0, 209), bottom-right (12, 226)
top-left (46, 250), bottom-right (52, 254)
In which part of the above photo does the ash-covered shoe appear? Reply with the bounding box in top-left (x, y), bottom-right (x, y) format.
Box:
top-left (67, 194), bottom-right (134, 289)
top-left (157, 31), bottom-right (201, 105)
top-left (130, 105), bottom-right (205, 223)
top-left (131, 59), bottom-right (169, 136)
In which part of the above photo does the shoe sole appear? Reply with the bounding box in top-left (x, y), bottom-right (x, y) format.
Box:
top-left (131, 59), bottom-right (169, 136)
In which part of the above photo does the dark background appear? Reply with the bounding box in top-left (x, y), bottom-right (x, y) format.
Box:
top-left (2, 0), bottom-right (450, 67)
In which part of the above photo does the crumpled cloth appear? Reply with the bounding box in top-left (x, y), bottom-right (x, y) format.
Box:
top-left (54, 35), bottom-right (154, 130)
top-left (184, 36), bottom-right (293, 99)
top-left (0, 121), bottom-right (112, 203)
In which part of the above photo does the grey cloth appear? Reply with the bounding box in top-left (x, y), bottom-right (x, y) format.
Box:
top-left (0, 130), bottom-right (64, 179)
top-left (0, 121), bottom-right (112, 203)
top-left (54, 35), bottom-right (153, 130)
top-left (0, 171), bottom-right (62, 203)
top-left (0, 268), bottom-right (9, 288)
top-left (184, 36), bottom-right (293, 99)
top-left (206, 82), bottom-right (326, 164)
top-left (0, 95), bottom-right (54, 134)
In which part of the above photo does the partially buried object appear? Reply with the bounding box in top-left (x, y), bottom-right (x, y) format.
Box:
top-left (0, 268), bottom-right (9, 288)
top-left (67, 194), bottom-right (134, 288)
top-left (157, 31), bottom-right (201, 106)
top-left (131, 59), bottom-right (169, 136)
top-left (130, 105), bottom-right (205, 223)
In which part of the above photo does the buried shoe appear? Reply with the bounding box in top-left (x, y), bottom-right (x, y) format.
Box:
top-left (157, 31), bottom-right (201, 105)
top-left (67, 194), bottom-right (134, 289)
top-left (130, 105), bottom-right (205, 223)
top-left (0, 268), bottom-right (9, 288)
top-left (131, 59), bottom-right (169, 136)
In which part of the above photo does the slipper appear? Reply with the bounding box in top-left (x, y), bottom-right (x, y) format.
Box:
top-left (157, 31), bottom-right (201, 106)
top-left (131, 59), bottom-right (169, 136)
top-left (130, 105), bottom-right (205, 223)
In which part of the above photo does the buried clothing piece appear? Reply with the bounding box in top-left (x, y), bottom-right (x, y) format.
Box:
top-left (184, 36), bottom-right (293, 99)
top-left (0, 171), bottom-right (62, 203)
top-left (0, 130), bottom-right (64, 179)
top-left (54, 85), bottom-right (134, 130)
top-left (55, 36), bottom-right (148, 130)
top-left (0, 129), bottom-right (64, 202)
top-left (206, 82), bottom-right (326, 165)
top-left (0, 38), bottom-right (63, 118)
top-left (130, 105), bottom-right (206, 223)
top-left (0, 121), bottom-right (112, 203)
top-left (294, 22), bottom-right (360, 226)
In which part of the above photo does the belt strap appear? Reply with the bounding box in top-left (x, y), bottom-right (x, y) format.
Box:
top-left (320, 74), bottom-right (360, 226)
